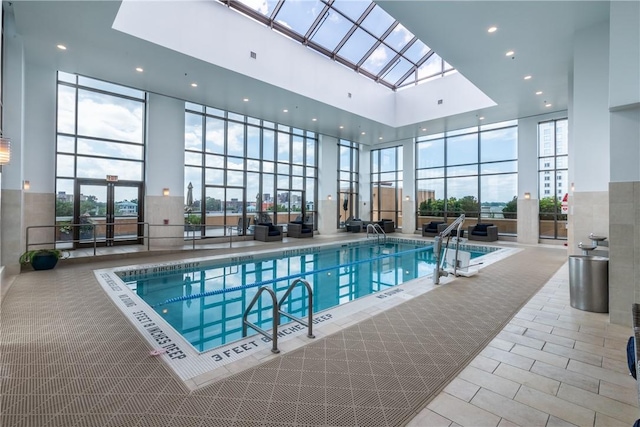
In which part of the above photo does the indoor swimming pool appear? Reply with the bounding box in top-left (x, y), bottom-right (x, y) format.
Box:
top-left (118, 239), bottom-right (496, 353)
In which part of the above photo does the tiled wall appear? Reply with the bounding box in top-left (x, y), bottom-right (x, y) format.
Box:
top-left (145, 195), bottom-right (188, 247)
top-left (609, 181), bottom-right (639, 326)
top-left (568, 191), bottom-right (609, 256)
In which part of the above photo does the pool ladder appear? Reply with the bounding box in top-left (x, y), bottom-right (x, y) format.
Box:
top-left (366, 223), bottom-right (386, 244)
top-left (242, 278), bottom-right (315, 354)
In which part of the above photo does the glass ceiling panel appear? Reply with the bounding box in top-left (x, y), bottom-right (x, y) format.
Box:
top-left (331, 0), bottom-right (370, 22)
top-left (337, 27), bottom-right (378, 64)
top-left (383, 57), bottom-right (414, 85)
top-left (418, 54), bottom-right (443, 79)
top-left (360, 5), bottom-right (395, 37)
top-left (222, 0), bottom-right (454, 90)
top-left (274, 0), bottom-right (324, 36)
top-left (310, 9), bottom-right (354, 51)
top-left (383, 24), bottom-right (413, 52)
top-left (404, 40), bottom-right (431, 63)
top-left (361, 43), bottom-right (394, 75)
top-left (236, 0), bottom-right (280, 18)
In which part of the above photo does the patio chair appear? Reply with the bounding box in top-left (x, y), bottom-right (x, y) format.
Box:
top-left (467, 223), bottom-right (498, 242)
top-left (254, 222), bottom-right (283, 242)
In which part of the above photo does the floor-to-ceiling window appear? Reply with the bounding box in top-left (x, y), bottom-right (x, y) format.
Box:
top-left (371, 146), bottom-right (403, 227)
top-left (538, 118), bottom-right (568, 239)
top-left (55, 72), bottom-right (146, 247)
top-left (415, 120), bottom-right (518, 234)
top-left (338, 139), bottom-right (359, 228)
top-left (185, 103), bottom-right (318, 237)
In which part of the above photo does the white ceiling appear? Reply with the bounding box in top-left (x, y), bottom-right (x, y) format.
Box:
top-left (7, 0), bottom-right (610, 145)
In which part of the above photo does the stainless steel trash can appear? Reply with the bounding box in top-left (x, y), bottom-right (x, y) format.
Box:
top-left (568, 255), bottom-right (609, 313)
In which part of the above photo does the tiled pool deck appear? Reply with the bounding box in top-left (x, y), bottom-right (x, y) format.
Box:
top-left (1, 237), bottom-right (638, 426)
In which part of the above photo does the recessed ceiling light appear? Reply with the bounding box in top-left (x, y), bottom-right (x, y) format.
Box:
top-left (479, 116), bottom-right (485, 120)
top-left (312, 118), bottom-right (317, 122)
top-left (379, 137), bottom-right (383, 140)
top-left (488, 26), bottom-right (497, 33)
top-left (506, 50), bottom-right (514, 57)
top-left (421, 128), bottom-right (427, 131)
top-left (339, 125), bottom-right (344, 129)
top-left (135, 67), bottom-right (144, 72)
top-left (361, 131), bottom-right (366, 135)
top-left (536, 91), bottom-right (543, 95)
top-left (243, 98), bottom-right (249, 102)
top-left (191, 83), bottom-right (198, 87)
top-left (57, 44), bottom-right (67, 50)
top-left (524, 75), bottom-right (532, 80)
top-left (283, 109), bottom-right (288, 113)
top-left (545, 103), bottom-right (552, 107)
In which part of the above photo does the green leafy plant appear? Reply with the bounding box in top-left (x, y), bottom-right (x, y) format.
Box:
top-left (19, 249), bottom-right (69, 266)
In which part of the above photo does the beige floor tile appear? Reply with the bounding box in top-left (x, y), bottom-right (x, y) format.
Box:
top-left (458, 366), bottom-right (521, 399)
top-left (546, 415), bottom-right (578, 427)
top-left (594, 412), bottom-right (632, 427)
top-left (551, 327), bottom-right (604, 346)
top-left (470, 388), bottom-right (549, 427)
top-left (497, 331), bottom-right (545, 350)
top-left (510, 344), bottom-right (568, 368)
top-left (480, 346), bottom-right (534, 371)
top-left (503, 324), bottom-right (527, 335)
top-left (566, 360), bottom-right (637, 388)
top-left (509, 318), bottom-right (553, 334)
top-left (443, 378), bottom-right (480, 402)
top-left (598, 380), bottom-right (638, 406)
top-left (579, 325), bottom-right (629, 340)
top-left (488, 338), bottom-right (515, 352)
top-left (530, 361), bottom-right (599, 393)
top-left (514, 385), bottom-right (595, 426)
top-left (428, 392), bottom-right (500, 427)
top-left (604, 337), bottom-right (628, 350)
top-left (405, 408), bottom-right (453, 427)
top-left (557, 383), bottom-right (639, 425)
top-left (532, 317), bottom-right (580, 331)
top-left (469, 355), bottom-right (500, 373)
top-left (522, 307), bottom-right (560, 321)
top-left (601, 356), bottom-right (632, 376)
top-left (574, 340), bottom-right (627, 362)
top-left (541, 342), bottom-right (602, 367)
top-left (514, 312), bottom-right (536, 322)
top-left (493, 363), bottom-right (559, 396)
top-left (523, 329), bottom-right (575, 349)
top-left (497, 418), bottom-right (519, 427)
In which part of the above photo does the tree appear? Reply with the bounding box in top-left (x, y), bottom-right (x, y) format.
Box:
top-left (539, 196), bottom-right (561, 220)
top-left (56, 199), bottom-right (73, 217)
top-left (502, 196), bottom-right (517, 219)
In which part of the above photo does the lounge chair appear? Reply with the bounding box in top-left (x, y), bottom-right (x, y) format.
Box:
top-left (468, 223), bottom-right (498, 242)
top-left (288, 222), bottom-right (313, 238)
top-left (254, 222), bottom-right (283, 242)
top-left (422, 221), bottom-right (446, 237)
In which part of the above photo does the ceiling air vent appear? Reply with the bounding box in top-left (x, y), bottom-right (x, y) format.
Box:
top-left (250, 51), bottom-right (257, 59)
top-left (437, 99), bottom-right (443, 105)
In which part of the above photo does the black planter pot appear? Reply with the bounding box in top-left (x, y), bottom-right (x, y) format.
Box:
top-left (31, 253), bottom-right (59, 270)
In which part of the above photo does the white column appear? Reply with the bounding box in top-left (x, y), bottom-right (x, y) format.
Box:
top-left (568, 20), bottom-right (611, 255)
top-left (317, 134), bottom-right (338, 234)
top-left (145, 93), bottom-right (185, 247)
top-left (401, 138), bottom-right (415, 233)
top-left (607, 1), bottom-right (640, 326)
top-left (1, 17), bottom-right (25, 275)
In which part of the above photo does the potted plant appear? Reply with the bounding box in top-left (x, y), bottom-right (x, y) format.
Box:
top-left (19, 249), bottom-right (69, 270)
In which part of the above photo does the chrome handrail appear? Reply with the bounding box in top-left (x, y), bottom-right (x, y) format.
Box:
top-left (278, 278), bottom-right (315, 339)
top-left (433, 214), bottom-right (465, 285)
top-left (366, 223), bottom-right (386, 244)
top-left (242, 286), bottom-right (280, 353)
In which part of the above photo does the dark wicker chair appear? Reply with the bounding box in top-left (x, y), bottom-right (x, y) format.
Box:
top-left (288, 222), bottom-right (313, 238)
top-left (422, 221), bottom-right (446, 237)
top-left (378, 219), bottom-right (395, 233)
top-left (254, 223), bottom-right (283, 242)
top-left (468, 223), bottom-right (498, 242)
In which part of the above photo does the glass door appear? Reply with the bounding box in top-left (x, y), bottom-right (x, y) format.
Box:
top-left (203, 186), bottom-right (246, 237)
top-left (75, 179), bottom-right (143, 247)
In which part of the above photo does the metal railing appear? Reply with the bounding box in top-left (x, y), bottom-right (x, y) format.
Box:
top-left (366, 223), bottom-right (386, 244)
top-left (433, 214), bottom-right (465, 285)
top-left (242, 278), bottom-right (315, 353)
top-left (25, 221), bottom-right (250, 257)
top-left (278, 279), bottom-right (315, 339)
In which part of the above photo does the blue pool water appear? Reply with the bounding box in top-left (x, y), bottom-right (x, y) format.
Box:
top-left (122, 240), bottom-right (494, 352)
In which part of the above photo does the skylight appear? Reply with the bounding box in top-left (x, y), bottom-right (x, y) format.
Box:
top-left (219, 0), bottom-right (454, 90)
